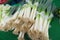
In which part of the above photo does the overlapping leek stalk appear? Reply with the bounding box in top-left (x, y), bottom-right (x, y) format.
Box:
top-left (28, 11), bottom-right (53, 40)
top-left (0, 0), bottom-right (54, 40)
top-left (28, 0), bottom-right (53, 40)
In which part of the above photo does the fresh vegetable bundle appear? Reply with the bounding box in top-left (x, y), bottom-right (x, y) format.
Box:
top-left (0, 0), bottom-right (54, 40)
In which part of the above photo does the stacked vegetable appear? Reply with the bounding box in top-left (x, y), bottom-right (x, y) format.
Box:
top-left (0, 0), bottom-right (54, 40)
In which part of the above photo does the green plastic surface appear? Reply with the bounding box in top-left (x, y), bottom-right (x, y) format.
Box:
top-left (49, 17), bottom-right (60, 40)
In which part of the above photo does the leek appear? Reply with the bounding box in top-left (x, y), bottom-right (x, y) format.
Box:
top-left (0, 0), bottom-right (54, 40)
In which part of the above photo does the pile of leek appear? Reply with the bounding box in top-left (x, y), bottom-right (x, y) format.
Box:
top-left (0, 0), bottom-right (54, 40)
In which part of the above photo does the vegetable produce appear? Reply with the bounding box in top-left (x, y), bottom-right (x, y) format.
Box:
top-left (0, 0), bottom-right (55, 40)
top-left (0, 4), bottom-right (11, 22)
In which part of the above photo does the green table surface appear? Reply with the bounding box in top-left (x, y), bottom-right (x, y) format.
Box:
top-left (0, 0), bottom-right (60, 40)
top-left (49, 16), bottom-right (60, 40)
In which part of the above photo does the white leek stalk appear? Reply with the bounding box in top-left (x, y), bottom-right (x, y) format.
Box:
top-left (17, 3), bottom-right (35, 40)
top-left (30, 2), bottom-right (38, 20)
top-left (28, 10), bottom-right (53, 40)
top-left (0, 4), bottom-right (11, 22)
